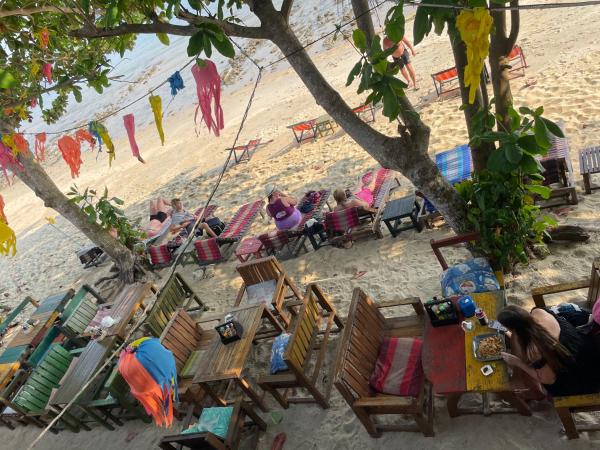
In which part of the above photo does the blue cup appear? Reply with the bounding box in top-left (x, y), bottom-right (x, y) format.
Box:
top-left (458, 295), bottom-right (476, 318)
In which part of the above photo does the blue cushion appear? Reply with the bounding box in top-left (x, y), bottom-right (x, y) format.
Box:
top-left (440, 257), bottom-right (500, 297)
top-left (270, 333), bottom-right (290, 374)
top-left (181, 406), bottom-right (233, 439)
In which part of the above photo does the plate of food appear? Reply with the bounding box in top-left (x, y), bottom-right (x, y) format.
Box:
top-left (473, 333), bottom-right (506, 361)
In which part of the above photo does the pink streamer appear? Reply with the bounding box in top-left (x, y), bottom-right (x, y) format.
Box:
top-left (191, 61), bottom-right (224, 137)
top-left (123, 114), bottom-right (144, 163)
top-left (0, 141), bottom-right (23, 185)
top-left (42, 63), bottom-right (52, 83)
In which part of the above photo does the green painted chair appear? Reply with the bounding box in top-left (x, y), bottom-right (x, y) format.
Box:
top-left (60, 298), bottom-right (98, 339)
top-left (0, 297), bottom-right (39, 336)
top-left (145, 272), bottom-right (207, 337)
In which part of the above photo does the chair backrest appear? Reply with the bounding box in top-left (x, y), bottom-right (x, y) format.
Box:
top-left (194, 204), bottom-right (218, 221)
top-left (283, 288), bottom-right (321, 372)
top-left (325, 207), bottom-right (360, 234)
top-left (334, 288), bottom-right (384, 402)
top-left (247, 139), bottom-right (261, 149)
top-left (587, 258), bottom-right (600, 308)
top-left (219, 200), bottom-right (264, 239)
top-left (159, 309), bottom-right (202, 374)
top-left (296, 189), bottom-right (329, 229)
top-left (27, 325), bottom-right (62, 367)
top-left (433, 67), bottom-right (458, 83)
top-left (61, 296), bottom-right (98, 338)
top-left (435, 144), bottom-right (473, 185)
top-left (0, 297), bottom-right (39, 335)
top-left (33, 290), bottom-right (74, 316)
top-left (258, 231), bottom-right (289, 253)
top-left (236, 256), bottom-right (284, 287)
top-left (146, 273), bottom-right (202, 337)
top-left (194, 238), bottom-right (223, 263)
top-left (13, 344), bottom-right (73, 413)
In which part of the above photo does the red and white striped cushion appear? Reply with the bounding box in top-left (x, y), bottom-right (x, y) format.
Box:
top-left (149, 245), bottom-right (171, 265)
top-left (194, 238), bottom-right (222, 262)
top-left (370, 337), bottom-right (424, 397)
top-left (220, 200), bottom-right (263, 239)
top-left (325, 207), bottom-right (360, 234)
top-left (258, 231), bottom-right (289, 252)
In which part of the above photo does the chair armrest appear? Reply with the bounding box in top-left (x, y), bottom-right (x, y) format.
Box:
top-left (197, 314), bottom-right (222, 326)
top-left (234, 285), bottom-right (246, 307)
top-left (430, 232), bottom-right (480, 270)
top-left (531, 278), bottom-right (590, 308)
top-left (377, 297), bottom-right (424, 316)
top-left (0, 369), bottom-right (29, 398)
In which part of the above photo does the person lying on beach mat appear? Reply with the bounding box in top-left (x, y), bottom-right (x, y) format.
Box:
top-left (146, 197), bottom-right (172, 237)
top-left (170, 198), bottom-right (217, 238)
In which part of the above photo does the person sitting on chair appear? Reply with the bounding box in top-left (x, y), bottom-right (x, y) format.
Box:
top-left (333, 189), bottom-right (376, 213)
top-left (170, 198), bottom-right (217, 238)
top-left (265, 185), bottom-right (302, 231)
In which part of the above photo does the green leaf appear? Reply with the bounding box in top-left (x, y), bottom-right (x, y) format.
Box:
top-left (487, 149), bottom-right (512, 173)
top-left (517, 134), bottom-right (539, 154)
top-left (156, 33), bottom-right (170, 46)
top-left (82, 0), bottom-right (90, 14)
top-left (187, 32), bottom-right (204, 57)
top-left (413, 8), bottom-right (429, 45)
top-left (0, 70), bottom-right (16, 89)
top-left (504, 143), bottom-right (523, 164)
top-left (346, 61), bottom-right (362, 86)
top-left (518, 106), bottom-right (534, 115)
top-left (189, 0), bottom-right (203, 9)
top-left (72, 87), bottom-right (82, 103)
top-left (525, 184), bottom-right (551, 199)
top-left (203, 34), bottom-right (212, 58)
top-left (534, 117), bottom-right (551, 149)
top-left (105, 5), bottom-right (119, 28)
top-left (352, 29), bottom-right (367, 52)
top-left (542, 118), bottom-right (564, 138)
top-left (210, 34), bottom-right (235, 58)
top-left (385, 13), bottom-right (405, 43)
top-left (382, 85), bottom-right (399, 120)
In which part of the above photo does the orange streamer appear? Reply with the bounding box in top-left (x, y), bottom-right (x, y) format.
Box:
top-left (57, 135), bottom-right (82, 178)
top-left (35, 133), bottom-right (46, 162)
top-left (75, 129), bottom-right (95, 149)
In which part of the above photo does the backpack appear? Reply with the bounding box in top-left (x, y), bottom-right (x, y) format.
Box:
top-left (205, 217), bottom-right (225, 235)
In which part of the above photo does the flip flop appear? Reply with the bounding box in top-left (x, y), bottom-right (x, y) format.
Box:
top-left (271, 432), bottom-right (287, 450)
top-left (351, 270), bottom-right (367, 280)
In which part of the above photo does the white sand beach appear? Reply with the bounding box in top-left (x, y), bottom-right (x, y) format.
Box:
top-left (2, 1), bottom-right (600, 449)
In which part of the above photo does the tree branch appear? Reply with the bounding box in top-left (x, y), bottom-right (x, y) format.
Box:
top-left (0, 6), bottom-right (78, 18)
top-left (281, 0), bottom-right (294, 22)
top-left (2, 76), bottom-right (85, 110)
top-left (177, 11), bottom-right (267, 39)
top-left (507, 0), bottom-right (520, 50)
top-left (71, 21), bottom-right (198, 39)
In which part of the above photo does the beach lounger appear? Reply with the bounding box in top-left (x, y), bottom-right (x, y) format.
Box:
top-left (353, 104), bottom-right (376, 123)
top-left (431, 64), bottom-right (490, 99)
top-left (369, 167), bottom-right (401, 209)
top-left (435, 143), bottom-right (473, 185)
top-left (325, 206), bottom-right (383, 245)
top-left (536, 121), bottom-right (578, 206)
top-left (579, 146), bottom-right (600, 194)
top-left (333, 288), bottom-right (434, 437)
top-left (258, 284), bottom-right (343, 409)
top-left (506, 45), bottom-right (528, 79)
top-left (288, 189), bottom-right (331, 256)
top-left (226, 139), bottom-right (261, 164)
top-left (189, 200), bottom-right (264, 267)
top-left (288, 119), bottom-right (317, 144)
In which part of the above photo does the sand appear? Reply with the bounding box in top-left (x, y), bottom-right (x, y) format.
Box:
top-left (2, 0), bottom-right (600, 448)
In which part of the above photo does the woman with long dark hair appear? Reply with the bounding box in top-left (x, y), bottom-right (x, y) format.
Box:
top-left (498, 305), bottom-right (600, 397)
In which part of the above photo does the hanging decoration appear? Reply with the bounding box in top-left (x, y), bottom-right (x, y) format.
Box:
top-left (88, 121), bottom-right (103, 150)
top-left (89, 121), bottom-right (115, 165)
top-left (75, 129), bottom-right (95, 149)
top-left (35, 133), bottom-right (46, 162)
top-left (1, 134), bottom-right (27, 154)
top-left (31, 61), bottom-right (40, 77)
top-left (123, 114), bottom-right (145, 163)
top-left (0, 141), bottom-right (23, 185)
top-left (456, 8), bottom-right (493, 104)
top-left (118, 337), bottom-right (178, 427)
top-left (30, 97), bottom-right (37, 108)
top-left (42, 63), bottom-right (52, 84)
top-left (0, 195), bottom-right (6, 224)
top-left (167, 71), bottom-right (184, 97)
top-left (148, 95), bottom-right (165, 145)
top-left (57, 135), bottom-right (82, 178)
top-left (0, 220), bottom-right (17, 256)
top-left (37, 27), bottom-right (50, 49)
top-left (191, 61), bottom-right (224, 137)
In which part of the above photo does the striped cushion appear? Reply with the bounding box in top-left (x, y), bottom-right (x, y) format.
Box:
top-left (258, 231), bottom-right (289, 252)
top-left (194, 238), bottom-right (222, 262)
top-left (220, 200), bottom-right (263, 239)
top-left (149, 245), bottom-right (171, 265)
top-left (84, 308), bottom-right (111, 334)
top-left (370, 337), bottom-right (424, 397)
top-left (435, 144), bottom-right (473, 185)
top-left (325, 207), bottom-right (360, 234)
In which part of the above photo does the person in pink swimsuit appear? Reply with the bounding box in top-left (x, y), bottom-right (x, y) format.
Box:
top-left (265, 185), bottom-right (302, 231)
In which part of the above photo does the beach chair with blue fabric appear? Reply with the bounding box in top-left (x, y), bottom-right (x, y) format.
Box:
top-left (435, 144), bottom-right (473, 185)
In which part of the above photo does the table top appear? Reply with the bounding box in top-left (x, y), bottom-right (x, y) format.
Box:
top-left (50, 336), bottom-right (117, 405)
top-left (422, 291), bottom-right (513, 394)
top-left (236, 238), bottom-right (264, 255)
top-left (382, 194), bottom-right (417, 220)
top-left (193, 304), bottom-right (265, 383)
top-left (107, 282), bottom-right (153, 340)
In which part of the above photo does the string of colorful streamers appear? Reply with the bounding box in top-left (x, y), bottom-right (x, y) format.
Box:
top-left (88, 121), bottom-right (103, 150)
top-left (57, 135), bottom-right (82, 178)
top-left (89, 122), bottom-right (115, 166)
top-left (148, 95), bottom-right (165, 145)
top-left (167, 71), bottom-right (184, 96)
top-left (118, 337), bottom-right (178, 427)
top-left (75, 129), bottom-right (95, 149)
top-left (0, 140), bottom-right (24, 185)
top-left (34, 133), bottom-right (46, 162)
top-left (191, 60), bottom-right (224, 137)
top-left (42, 63), bottom-right (52, 84)
top-left (123, 114), bottom-right (145, 163)
top-left (0, 195), bottom-right (16, 256)
top-left (38, 27), bottom-right (49, 49)
top-left (2, 134), bottom-right (28, 155)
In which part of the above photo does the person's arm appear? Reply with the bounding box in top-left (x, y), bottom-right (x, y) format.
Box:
top-left (283, 195), bottom-right (297, 206)
top-left (403, 36), bottom-right (416, 55)
top-left (349, 197), bottom-right (370, 209)
top-left (501, 352), bottom-right (557, 385)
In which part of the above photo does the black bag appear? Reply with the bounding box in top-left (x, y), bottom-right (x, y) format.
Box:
top-left (205, 217), bottom-right (225, 235)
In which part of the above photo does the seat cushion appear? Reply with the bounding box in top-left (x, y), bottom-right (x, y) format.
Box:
top-left (181, 406), bottom-right (233, 439)
top-left (370, 337), bottom-right (424, 397)
top-left (245, 280), bottom-right (276, 311)
top-left (270, 333), bottom-right (291, 374)
top-left (440, 257), bottom-right (500, 297)
top-left (149, 245), bottom-right (171, 265)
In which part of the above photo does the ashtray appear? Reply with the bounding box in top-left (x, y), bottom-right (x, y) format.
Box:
top-left (472, 333), bottom-right (506, 361)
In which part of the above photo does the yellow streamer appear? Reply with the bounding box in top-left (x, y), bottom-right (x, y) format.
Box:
top-left (31, 62), bottom-right (40, 77)
top-left (456, 8), bottom-right (493, 104)
top-left (0, 221), bottom-right (16, 256)
top-left (149, 95), bottom-right (165, 145)
top-left (97, 124), bottom-right (116, 167)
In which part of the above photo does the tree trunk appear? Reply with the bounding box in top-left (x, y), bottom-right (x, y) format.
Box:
top-left (0, 116), bottom-right (137, 284)
top-left (448, 23), bottom-right (495, 173)
top-left (351, 0), bottom-right (375, 47)
top-left (254, 3), bottom-right (469, 232)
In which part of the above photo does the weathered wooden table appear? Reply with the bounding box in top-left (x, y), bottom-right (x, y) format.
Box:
top-left (193, 304), bottom-right (279, 412)
top-left (579, 146), bottom-right (600, 194)
top-left (381, 194), bottom-right (422, 237)
top-left (422, 291), bottom-right (531, 417)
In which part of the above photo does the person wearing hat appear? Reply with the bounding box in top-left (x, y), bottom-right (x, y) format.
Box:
top-left (265, 185), bottom-right (302, 231)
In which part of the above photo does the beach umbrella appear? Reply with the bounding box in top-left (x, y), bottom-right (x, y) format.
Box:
top-left (118, 337), bottom-right (178, 427)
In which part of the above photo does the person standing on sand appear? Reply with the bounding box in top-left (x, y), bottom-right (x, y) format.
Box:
top-left (383, 36), bottom-right (418, 90)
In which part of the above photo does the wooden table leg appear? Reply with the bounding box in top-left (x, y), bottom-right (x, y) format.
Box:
top-left (497, 391), bottom-right (532, 416)
top-left (201, 382), bottom-right (228, 407)
top-left (236, 377), bottom-right (268, 412)
top-left (583, 173), bottom-right (592, 195)
top-left (446, 393), bottom-right (462, 417)
top-left (556, 406), bottom-right (579, 439)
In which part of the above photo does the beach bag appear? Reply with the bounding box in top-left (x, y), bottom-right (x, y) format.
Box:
top-left (440, 258), bottom-right (500, 297)
top-left (270, 333), bottom-right (291, 374)
top-left (298, 190), bottom-right (321, 214)
top-left (205, 217), bottom-right (225, 235)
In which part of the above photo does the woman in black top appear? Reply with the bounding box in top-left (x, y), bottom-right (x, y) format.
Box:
top-left (498, 305), bottom-right (600, 397)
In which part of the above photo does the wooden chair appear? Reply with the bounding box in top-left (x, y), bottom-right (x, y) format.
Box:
top-left (145, 272), bottom-right (207, 337)
top-left (234, 256), bottom-right (304, 331)
top-left (0, 296), bottom-right (39, 336)
top-left (258, 284), bottom-right (343, 409)
top-left (60, 297), bottom-right (98, 340)
top-left (159, 399), bottom-right (266, 450)
top-left (333, 288), bottom-right (434, 437)
top-left (530, 258), bottom-right (600, 439)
